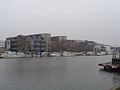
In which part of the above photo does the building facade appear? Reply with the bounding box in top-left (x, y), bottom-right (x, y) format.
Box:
top-left (5, 33), bottom-right (99, 53)
top-left (5, 37), bottom-right (17, 51)
top-left (51, 36), bottom-right (96, 52)
top-left (25, 34), bottom-right (45, 52)
top-left (0, 41), bottom-right (5, 52)
top-left (5, 33), bottom-right (51, 52)
top-left (79, 40), bottom-right (96, 52)
top-left (62, 40), bottom-right (79, 52)
top-left (62, 40), bottom-right (95, 52)
top-left (51, 36), bottom-right (67, 52)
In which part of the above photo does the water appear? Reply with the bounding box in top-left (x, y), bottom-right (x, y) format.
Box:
top-left (0, 56), bottom-right (120, 90)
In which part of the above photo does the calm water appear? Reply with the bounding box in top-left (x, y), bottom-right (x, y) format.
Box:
top-left (0, 56), bottom-right (120, 90)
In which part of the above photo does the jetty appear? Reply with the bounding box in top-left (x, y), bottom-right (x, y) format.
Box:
top-left (98, 51), bottom-right (120, 71)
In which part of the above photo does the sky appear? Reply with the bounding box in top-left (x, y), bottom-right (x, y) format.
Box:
top-left (0, 0), bottom-right (120, 46)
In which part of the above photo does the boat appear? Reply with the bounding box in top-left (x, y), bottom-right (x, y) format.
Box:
top-left (62, 51), bottom-right (73, 56)
top-left (1, 51), bottom-right (26, 58)
top-left (98, 51), bottom-right (120, 71)
top-left (49, 52), bottom-right (61, 57)
top-left (48, 51), bottom-right (73, 57)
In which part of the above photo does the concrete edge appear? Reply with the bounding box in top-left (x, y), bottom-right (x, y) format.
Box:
top-left (109, 86), bottom-right (120, 90)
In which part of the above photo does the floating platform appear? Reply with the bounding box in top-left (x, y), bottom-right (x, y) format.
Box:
top-left (98, 61), bottom-right (120, 71)
top-left (99, 51), bottom-right (120, 72)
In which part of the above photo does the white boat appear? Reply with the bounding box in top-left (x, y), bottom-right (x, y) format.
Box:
top-left (62, 51), bottom-right (73, 56)
top-left (49, 52), bottom-right (61, 57)
top-left (87, 52), bottom-right (95, 56)
top-left (1, 51), bottom-right (26, 58)
top-left (97, 52), bottom-right (106, 56)
top-left (49, 51), bottom-right (73, 57)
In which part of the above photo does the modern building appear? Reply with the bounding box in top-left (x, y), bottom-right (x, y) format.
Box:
top-left (5, 33), bottom-right (51, 52)
top-left (40, 33), bottom-right (51, 52)
top-left (51, 36), bottom-right (96, 52)
top-left (5, 33), bottom-right (100, 53)
top-left (5, 37), bottom-right (17, 51)
top-left (51, 36), bottom-right (67, 52)
top-left (62, 40), bottom-right (95, 52)
top-left (0, 41), bottom-right (5, 52)
top-left (62, 40), bottom-right (79, 52)
top-left (25, 34), bottom-right (45, 52)
top-left (79, 40), bottom-right (95, 52)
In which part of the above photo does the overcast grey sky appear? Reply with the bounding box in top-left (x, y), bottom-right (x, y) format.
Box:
top-left (0, 0), bottom-right (120, 46)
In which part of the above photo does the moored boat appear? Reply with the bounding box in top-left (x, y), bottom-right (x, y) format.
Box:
top-left (1, 51), bottom-right (26, 58)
